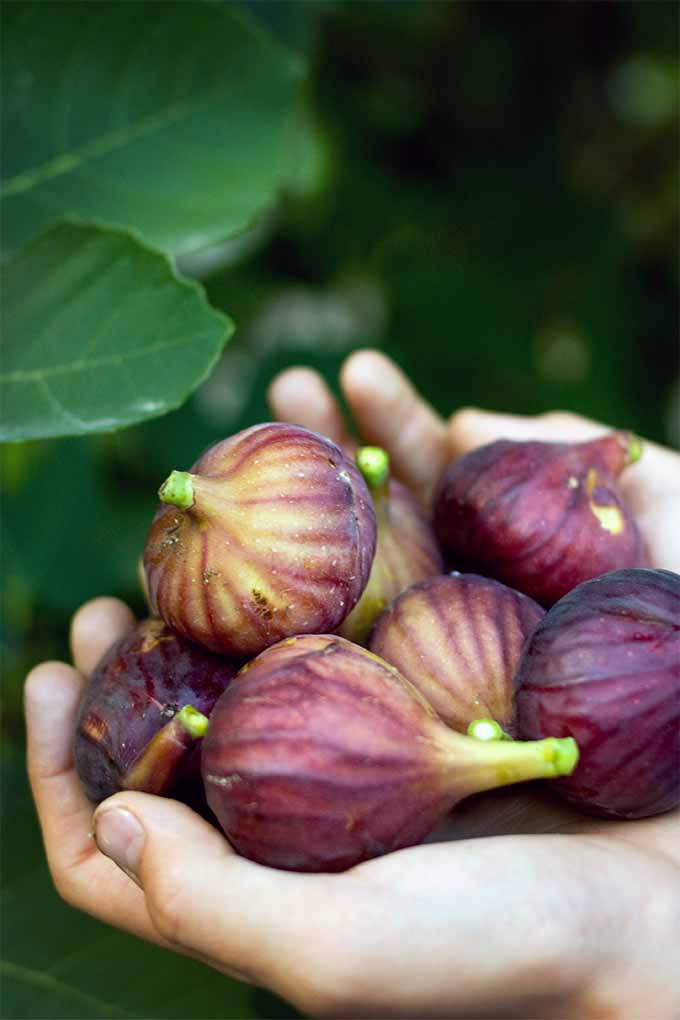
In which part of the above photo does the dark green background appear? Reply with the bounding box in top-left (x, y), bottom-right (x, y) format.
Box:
top-left (2, 2), bottom-right (677, 1017)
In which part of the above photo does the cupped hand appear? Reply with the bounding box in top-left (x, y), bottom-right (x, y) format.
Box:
top-left (25, 351), bottom-right (680, 1018)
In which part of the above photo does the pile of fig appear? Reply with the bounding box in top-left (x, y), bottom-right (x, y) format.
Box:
top-left (75, 420), bottom-right (680, 872)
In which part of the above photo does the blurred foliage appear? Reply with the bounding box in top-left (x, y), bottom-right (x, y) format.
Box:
top-left (2, 1), bottom-right (677, 1018)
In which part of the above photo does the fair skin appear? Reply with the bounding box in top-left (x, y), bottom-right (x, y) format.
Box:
top-left (26, 350), bottom-right (680, 1019)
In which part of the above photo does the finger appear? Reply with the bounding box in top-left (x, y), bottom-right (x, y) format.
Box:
top-left (447, 407), bottom-right (608, 458)
top-left (24, 661), bottom-right (158, 944)
top-left (340, 350), bottom-right (449, 500)
top-left (70, 597), bottom-right (135, 676)
top-left (93, 792), bottom-right (332, 993)
top-left (268, 367), bottom-right (354, 450)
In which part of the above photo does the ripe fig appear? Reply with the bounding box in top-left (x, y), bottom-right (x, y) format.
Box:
top-left (74, 618), bottom-right (235, 803)
top-left (369, 573), bottom-right (544, 735)
top-left (515, 568), bottom-right (680, 819)
top-left (202, 634), bottom-right (578, 872)
top-left (144, 423), bottom-right (376, 658)
top-left (433, 432), bottom-right (648, 606)
top-left (338, 448), bottom-right (443, 645)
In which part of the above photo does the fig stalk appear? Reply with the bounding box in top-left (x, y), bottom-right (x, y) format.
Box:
top-left (338, 447), bottom-right (443, 645)
top-left (124, 705), bottom-right (209, 795)
top-left (356, 446), bottom-right (390, 501)
top-left (624, 436), bottom-right (643, 466)
top-left (440, 730), bottom-right (578, 789)
top-left (467, 718), bottom-right (512, 742)
top-left (159, 470), bottom-right (194, 510)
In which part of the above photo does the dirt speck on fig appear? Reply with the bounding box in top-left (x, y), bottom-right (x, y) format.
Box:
top-left (251, 588), bottom-right (275, 619)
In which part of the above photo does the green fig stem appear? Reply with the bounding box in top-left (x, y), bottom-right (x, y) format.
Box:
top-left (625, 434), bottom-right (643, 466)
top-left (123, 704), bottom-right (208, 795)
top-left (443, 733), bottom-right (579, 799)
top-left (467, 718), bottom-right (512, 742)
top-left (356, 447), bottom-right (390, 493)
top-left (159, 470), bottom-right (194, 510)
top-left (176, 704), bottom-right (209, 739)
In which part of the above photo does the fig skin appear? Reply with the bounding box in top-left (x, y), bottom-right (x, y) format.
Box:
top-left (144, 423), bottom-right (377, 658)
top-left (433, 432), bottom-right (649, 606)
top-left (369, 573), bottom-right (545, 735)
top-left (338, 448), bottom-right (443, 645)
top-left (515, 568), bottom-right (680, 819)
top-left (74, 618), bottom-right (236, 803)
top-left (202, 634), bottom-right (578, 872)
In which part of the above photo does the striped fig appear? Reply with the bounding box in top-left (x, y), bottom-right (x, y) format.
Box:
top-left (516, 568), bottom-right (680, 819)
top-left (202, 634), bottom-right (578, 872)
top-left (338, 447), bottom-right (443, 645)
top-left (143, 423), bottom-right (377, 657)
top-left (74, 618), bottom-right (235, 803)
top-left (433, 432), bottom-right (649, 606)
top-left (369, 573), bottom-right (544, 735)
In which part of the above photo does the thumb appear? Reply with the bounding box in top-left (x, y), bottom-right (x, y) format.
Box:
top-left (93, 793), bottom-right (314, 988)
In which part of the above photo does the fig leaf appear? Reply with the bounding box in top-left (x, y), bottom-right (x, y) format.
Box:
top-left (0, 221), bottom-right (233, 441)
top-left (1, 1), bottom-right (303, 257)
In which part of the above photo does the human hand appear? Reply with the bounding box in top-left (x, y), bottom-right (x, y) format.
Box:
top-left (25, 351), bottom-right (680, 1018)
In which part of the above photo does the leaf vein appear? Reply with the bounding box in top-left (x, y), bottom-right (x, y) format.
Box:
top-left (1, 332), bottom-right (217, 384)
top-left (2, 89), bottom-right (226, 199)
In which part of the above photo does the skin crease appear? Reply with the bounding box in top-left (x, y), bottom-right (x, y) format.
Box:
top-left (25, 350), bottom-right (680, 1019)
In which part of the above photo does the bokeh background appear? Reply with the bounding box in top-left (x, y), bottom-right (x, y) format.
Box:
top-left (3, 2), bottom-right (678, 1016)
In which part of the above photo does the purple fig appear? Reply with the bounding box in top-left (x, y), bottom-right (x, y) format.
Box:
top-left (515, 568), bottom-right (680, 819)
top-left (338, 448), bottom-right (443, 645)
top-left (369, 573), bottom-right (544, 735)
top-left (74, 618), bottom-right (235, 803)
top-left (433, 432), bottom-right (649, 606)
top-left (144, 423), bottom-right (376, 658)
top-left (202, 634), bottom-right (578, 872)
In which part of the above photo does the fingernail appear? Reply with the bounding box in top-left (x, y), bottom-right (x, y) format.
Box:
top-left (94, 807), bottom-right (145, 878)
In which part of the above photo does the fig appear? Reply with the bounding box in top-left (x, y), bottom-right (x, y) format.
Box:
top-left (338, 448), bottom-right (443, 645)
top-left (515, 568), bottom-right (680, 819)
top-left (74, 618), bottom-right (235, 803)
top-left (433, 432), bottom-right (648, 606)
top-left (144, 423), bottom-right (377, 657)
top-left (202, 634), bottom-right (578, 872)
top-left (369, 572), bottom-right (544, 735)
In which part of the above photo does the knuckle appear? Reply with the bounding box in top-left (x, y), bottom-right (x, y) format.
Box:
top-left (541, 410), bottom-right (585, 428)
top-left (48, 859), bottom-right (79, 908)
top-left (47, 842), bottom-right (101, 910)
top-left (447, 406), bottom-right (480, 439)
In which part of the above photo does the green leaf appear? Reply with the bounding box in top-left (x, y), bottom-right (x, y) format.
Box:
top-left (1, 1), bottom-right (304, 257)
top-left (0, 221), bottom-right (233, 442)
